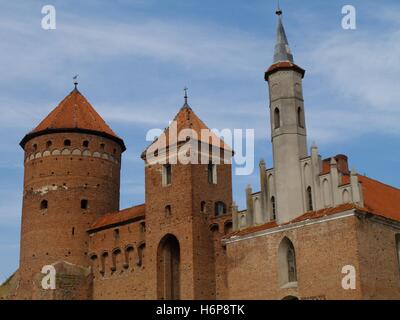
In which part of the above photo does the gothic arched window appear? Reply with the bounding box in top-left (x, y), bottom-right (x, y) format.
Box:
top-left (278, 237), bottom-right (297, 286)
top-left (306, 186), bottom-right (313, 211)
top-left (287, 245), bottom-right (296, 282)
top-left (274, 108), bottom-right (280, 129)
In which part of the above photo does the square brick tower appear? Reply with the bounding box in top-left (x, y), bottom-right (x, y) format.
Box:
top-left (141, 98), bottom-right (233, 299)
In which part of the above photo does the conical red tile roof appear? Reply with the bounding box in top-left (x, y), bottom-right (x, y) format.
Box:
top-left (20, 88), bottom-right (125, 150)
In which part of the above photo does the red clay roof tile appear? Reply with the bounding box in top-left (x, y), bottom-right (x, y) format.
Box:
top-left (89, 204), bottom-right (145, 232)
top-left (265, 61), bottom-right (305, 80)
top-left (20, 89), bottom-right (125, 150)
top-left (358, 175), bottom-right (400, 221)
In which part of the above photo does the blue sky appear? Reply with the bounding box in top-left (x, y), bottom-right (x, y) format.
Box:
top-left (0, 0), bottom-right (399, 281)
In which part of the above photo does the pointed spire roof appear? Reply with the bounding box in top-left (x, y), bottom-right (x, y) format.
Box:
top-left (20, 88), bottom-right (125, 151)
top-left (273, 13), bottom-right (294, 63)
top-left (265, 7), bottom-right (305, 80)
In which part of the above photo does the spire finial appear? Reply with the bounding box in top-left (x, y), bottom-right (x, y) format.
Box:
top-left (73, 74), bottom-right (79, 91)
top-left (276, 0), bottom-right (282, 16)
top-left (184, 87), bottom-right (188, 104)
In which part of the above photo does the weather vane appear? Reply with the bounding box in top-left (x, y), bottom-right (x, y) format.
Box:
top-left (73, 74), bottom-right (79, 89)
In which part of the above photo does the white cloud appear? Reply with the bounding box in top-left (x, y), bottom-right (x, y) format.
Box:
top-left (296, 25), bottom-right (400, 144)
top-left (0, 13), bottom-right (270, 85)
top-left (0, 2), bottom-right (399, 147)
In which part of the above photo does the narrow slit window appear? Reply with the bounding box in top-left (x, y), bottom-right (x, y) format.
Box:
top-left (81, 199), bottom-right (88, 209)
top-left (165, 205), bottom-right (171, 217)
top-left (200, 201), bottom-right (206, 213)
top-left (297, 107), bottom-right (304, 128)
top-left (163, 164), bottom-right (172, 186)
top-left (271, 196), bottom-right (276, 220)
top-left (307, 187), bottom-right (313, 211)
top-left (208, 162), bottom-right (217, 184)
top-left (274, 108), bottom-right (280, 129)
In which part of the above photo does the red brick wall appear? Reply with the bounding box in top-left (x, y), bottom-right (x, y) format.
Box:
top-left (226, 214), bottom-right (363, 300)
top-left (356, 216), bottom-right (400, 299)
top-left (18, 132), bottom-right (122, 299)
top-left (88, 218), bottom-right (147, 299)
top-left (144, 160), bottom-right (232, 300)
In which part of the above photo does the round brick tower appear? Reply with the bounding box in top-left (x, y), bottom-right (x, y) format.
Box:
top-left (17, 86), bottom-right (125, 298)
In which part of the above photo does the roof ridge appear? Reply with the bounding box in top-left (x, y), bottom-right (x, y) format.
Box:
top-left (358, 174), bottom-right (400, 191)
top-left (100, 203), bottom-right (146, 217)
top-left (142, 104), bottom-right (232, 157)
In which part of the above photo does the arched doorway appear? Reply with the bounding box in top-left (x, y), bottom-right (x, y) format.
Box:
top-left (157, 234), bottom-right (180, 300)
